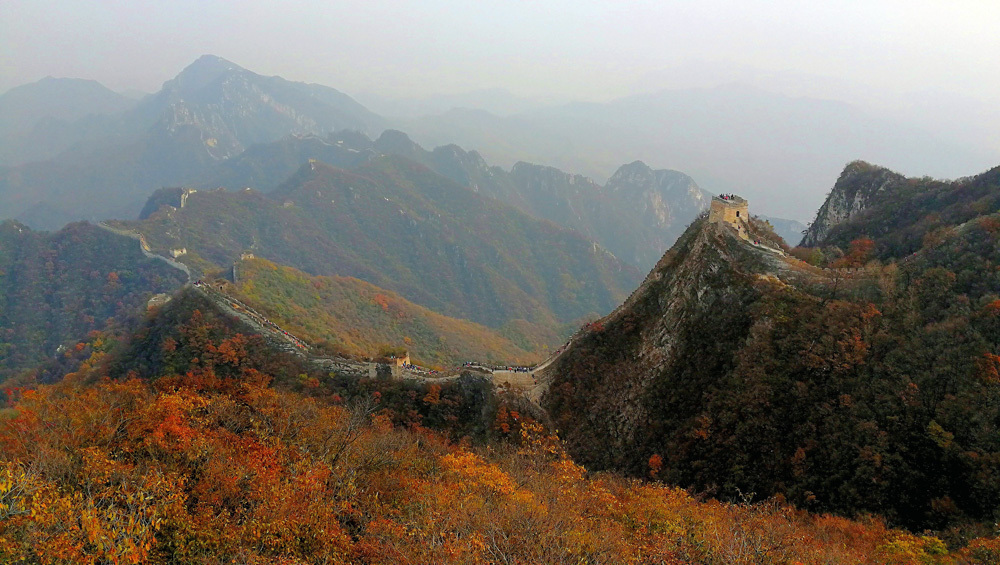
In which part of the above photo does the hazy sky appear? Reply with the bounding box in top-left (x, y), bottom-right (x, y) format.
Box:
top-left (2, 0), bottom-right (999, 104)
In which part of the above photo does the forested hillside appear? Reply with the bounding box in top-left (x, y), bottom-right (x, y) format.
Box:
top-left (2, 289), bottom-right (996, 564)
top-left (229, 257), bottom-right (548, 367)
top-left (191, 129), bottom-right (711, 271)
top-left (544, 201), bottom-right (1000, 537)
top-left (0, 220), bottom-right (187, 383)
top-left (802, 161), bottom-right (1000, 259)
top-left (120, 156), bottom-right (640, 329)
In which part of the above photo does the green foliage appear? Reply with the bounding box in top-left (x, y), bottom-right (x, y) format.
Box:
top-left (230, 258), bottom-right (546, 367)
top-left (0, 221), bottom-right (186, 383)
top-left (818, 165), bottom-right (1000, 260)
top-left (119, 155), bottom-right (639, 330)
top-left (103, 286), bottom-right (504, 440)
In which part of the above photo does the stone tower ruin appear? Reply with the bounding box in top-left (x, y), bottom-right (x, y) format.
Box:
top-left (708, 195), bottom-right (750, 240)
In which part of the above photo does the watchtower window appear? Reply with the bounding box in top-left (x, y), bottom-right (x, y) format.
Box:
top-left (736, 211), bottom-right (740, 217)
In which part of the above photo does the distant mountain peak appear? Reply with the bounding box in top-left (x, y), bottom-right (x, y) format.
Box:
top-left (189, 54), bottom-right (241, 72)
top-left (609, 160), bottom-right (653, 179)
top-left (167, 54), bottom-right (246, 95)
top-left (374, 129), bottom-right (422, 155)
top-left (607, 160), bottom-right (698, 191)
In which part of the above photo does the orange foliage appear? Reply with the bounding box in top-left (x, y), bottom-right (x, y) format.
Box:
top-left (422, 384), bottom-right (441, 405)
top-left (0, 374), bottom-right (995, 563)
top-left (976, 353), bottom-right (1000, 385)
top-left (648, 453), bottom-right (664, 478)
top-left (984, 299), bottom-right (1000, 316)
top-left (832, 237), bottom-right (875, 268)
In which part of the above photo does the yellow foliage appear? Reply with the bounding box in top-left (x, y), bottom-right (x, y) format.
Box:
top-left (0, 376), bottom-right (990, 564)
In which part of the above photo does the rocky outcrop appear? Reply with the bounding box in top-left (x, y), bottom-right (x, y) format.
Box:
top-left (541, 217), bottom-right (789, 472)
top-left (800, 161), bottom-right (905, 247)
top-left (604, 161), bottom-right (710, 266)
top-left (138, 55), bottom-right (385, 160)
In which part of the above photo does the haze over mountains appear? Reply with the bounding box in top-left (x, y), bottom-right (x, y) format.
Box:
top-left (6, 45), bottom-right (1000, 560)
top-left (0, 55), bottom-right (384, 227)
top-left (190, 127), bottom-right (716, 272)
top-left (3, 53), bottom-right (986, 233)
top-left (0, 77), bottom-right (136, 166)
top-left (8, 1), bottom-right (1000, 559)
top-left (399, 84), bottom-right (995, 221)
top-left (0, 55), bottom-right (743, 275)
top-left (120, 156), bottom-right (641, 330)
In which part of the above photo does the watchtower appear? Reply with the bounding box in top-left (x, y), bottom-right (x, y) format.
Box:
top-left (708, 195), bottom-right (750, 239)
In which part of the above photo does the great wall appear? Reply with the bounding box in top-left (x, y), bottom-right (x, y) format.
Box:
top-left (96, 222), bottom-right (192, 281)
top-left (95, 222), bottom-right (547, 389)
top-left (99, 193), bottom-right (886, 402)
top-left (191, 279), bottom-right (552, 391)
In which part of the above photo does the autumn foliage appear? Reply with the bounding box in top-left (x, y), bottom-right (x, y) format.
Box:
top-left (3, 254), bottom-right (1000, 562)
top-left (0, 367), bottom-right (996, 563)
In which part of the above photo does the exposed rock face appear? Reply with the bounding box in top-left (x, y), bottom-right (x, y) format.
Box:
top-left (541, 217), bottom-right (784, 473)
top-left (607, 161), bottom-right (708, 226)
top-left (800, 161), bottom-right (905, 247)
top-left (605, 161), bottom-right (711, 265)
top-left (137, 55), bottom-right (385, 159)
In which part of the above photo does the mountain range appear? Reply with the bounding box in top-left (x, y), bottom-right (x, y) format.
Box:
top-left (188, 128), bottom-right (714, 272)
top-left (117, 155), bottom-right (640, 332)
top-left (398, 84), bottom-right (996, 221)
top-left (0, 55), bottom-right (384, 226)
top-left (3, 55), bottom-right (829, 245)
top-left (6, 52), bottom-right (1000, 550)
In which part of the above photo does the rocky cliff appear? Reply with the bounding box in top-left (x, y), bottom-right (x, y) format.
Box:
top-left (604, 161), bottom-right (711, 267)
top-left (541, 215), bottom-right (787, 474)
top-left (800, 161), bottom-right (905, 246)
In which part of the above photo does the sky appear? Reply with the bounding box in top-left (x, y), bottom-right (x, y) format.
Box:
top-left (2, 0), bottom-right (998, 223)
top-left (2, 0), bottom-right (999, 105)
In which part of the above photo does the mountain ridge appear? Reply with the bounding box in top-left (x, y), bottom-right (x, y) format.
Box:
top-left (542, 167), bottom-right (1000, 532)
top-left (119, 154), bottom-right (641, 331)
top-left (0, 55), bottom-right (385, 225)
